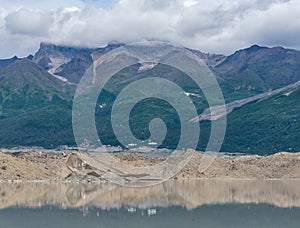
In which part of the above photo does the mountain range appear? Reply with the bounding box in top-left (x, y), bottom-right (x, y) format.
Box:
top-left (0, 42), bottom-right (300, 154)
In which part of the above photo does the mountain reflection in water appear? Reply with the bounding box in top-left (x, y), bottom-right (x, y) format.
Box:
top-left (0, 179), bottom-right (299, 209)
top-left (0, 180), bottom-right (299, 228)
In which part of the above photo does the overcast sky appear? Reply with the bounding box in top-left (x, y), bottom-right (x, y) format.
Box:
top-left (0, 0), bottom-right (299, 58)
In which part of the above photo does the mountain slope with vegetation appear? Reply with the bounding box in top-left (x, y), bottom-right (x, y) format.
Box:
top-left (0, 43), bottom-right (299, 154)
top-left (0, 59), bottom-right (73, 118)
top-left (221, 83), bottom-right (300, 154)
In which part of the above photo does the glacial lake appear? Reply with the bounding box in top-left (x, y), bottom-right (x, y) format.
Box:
top-left (0, 180), bottom-right (299, 228)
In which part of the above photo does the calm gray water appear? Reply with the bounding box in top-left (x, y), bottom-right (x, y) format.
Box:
top-left (0, 204), bottom-right (299, 228)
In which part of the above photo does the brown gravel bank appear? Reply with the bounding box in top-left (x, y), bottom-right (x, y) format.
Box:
top-left (0, 150), bottom-right (299, 181)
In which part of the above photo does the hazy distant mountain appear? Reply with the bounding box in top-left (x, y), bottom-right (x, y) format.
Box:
top-left (32, 43), bottom-right (127, 84)
top-left (0, 43), bottom-right (300, 153)
top-left (0, 56), bottom-right (20, 68)
top-left (32, 43), bottom-right (94, 84)
top-left (32, 43), bottom-right (228, 85)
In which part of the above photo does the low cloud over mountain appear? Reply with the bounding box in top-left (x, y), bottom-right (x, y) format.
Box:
top-left (0, 0), bottom-right (299, 58)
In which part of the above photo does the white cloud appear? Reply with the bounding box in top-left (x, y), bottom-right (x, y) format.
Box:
top-left (183, 0), bottom-right (198, 8)
top-left (0, 0), bottom-right (299, 58)
top-left (233, 0), bottom-right (300, 47)
top-left (5, 8), bottom-right (53, 36)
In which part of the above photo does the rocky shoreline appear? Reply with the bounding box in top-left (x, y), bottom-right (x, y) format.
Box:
top-left (0, 150), bottom-right (299, 182)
